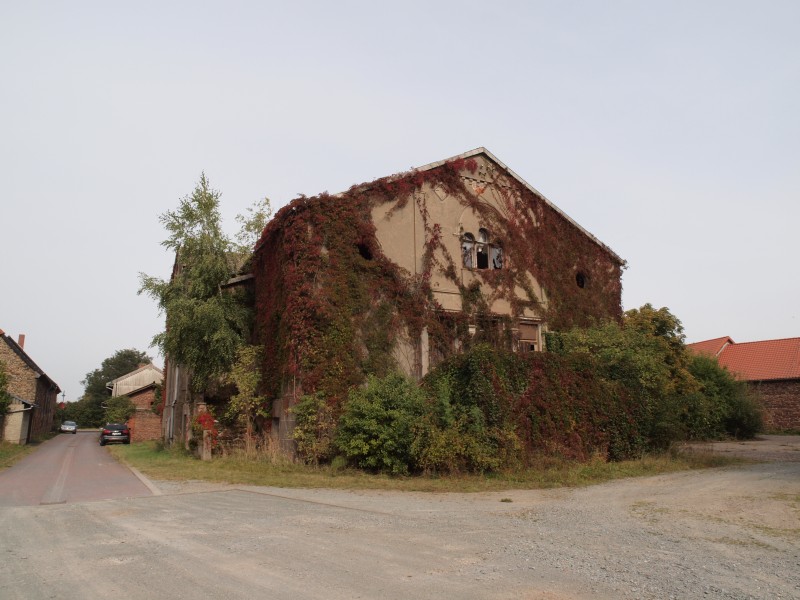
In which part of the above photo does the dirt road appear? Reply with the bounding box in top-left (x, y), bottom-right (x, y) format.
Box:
top-left (0, 436), bottom-right (797, 599)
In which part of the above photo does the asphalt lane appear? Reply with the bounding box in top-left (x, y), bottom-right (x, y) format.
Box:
top-left (0, 432), bottom-right (152, 506)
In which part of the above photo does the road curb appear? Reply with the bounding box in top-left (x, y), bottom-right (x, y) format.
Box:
top-left (128, 466), bottom-right (163, 496)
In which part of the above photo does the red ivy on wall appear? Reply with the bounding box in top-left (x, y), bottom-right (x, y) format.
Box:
top-left (253, 156), bottom-right (623, 407)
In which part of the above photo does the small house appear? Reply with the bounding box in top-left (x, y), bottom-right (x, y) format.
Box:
top-left (0, 329), bottom-right (60, 444)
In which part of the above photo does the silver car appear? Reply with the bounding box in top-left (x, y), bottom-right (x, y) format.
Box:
top-left (59, 421), bottom-right (77, 434)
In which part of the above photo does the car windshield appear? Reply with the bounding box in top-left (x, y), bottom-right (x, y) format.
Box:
top-left (105, 424), bottom-right (127, 430)
top-left (63, 421), bottom-right (76, 426)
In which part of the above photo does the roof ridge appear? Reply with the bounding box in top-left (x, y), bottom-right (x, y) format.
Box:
top-left (729, 337), bottom-right (800, 346)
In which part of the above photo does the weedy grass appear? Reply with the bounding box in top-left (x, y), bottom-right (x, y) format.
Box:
top-left (0, 441), bottom-right (37, 470)
top-left (110, 442), bottom-right (747, 493)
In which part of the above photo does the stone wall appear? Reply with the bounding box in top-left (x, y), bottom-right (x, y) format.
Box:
top-left (0, 338), bottom-right (58, 441)
top-left (0, 342), bottom-right (37, 401)
top-left (751, 379), bottom-right (800, 431)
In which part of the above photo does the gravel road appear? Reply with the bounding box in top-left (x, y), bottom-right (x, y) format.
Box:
top-left (1, 436), bottom-right (798, 599)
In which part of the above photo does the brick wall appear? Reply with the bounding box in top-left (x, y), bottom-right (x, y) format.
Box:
top-left (751, 379), bottom-right (800, 431)
top-left (127, 387), bottom-right (161, 441)
top-left (130, 387), bottom-right (156, 410)
top-left (129, 410), bottom-right (162, 441)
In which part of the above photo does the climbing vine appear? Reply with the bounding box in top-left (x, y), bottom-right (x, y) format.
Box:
top-left (253, 155), bottom-right (623, 411)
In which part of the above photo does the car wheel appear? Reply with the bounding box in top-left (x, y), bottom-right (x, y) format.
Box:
top-left (72, 431), bottom-right (77, 434)
top-left (99, 440), bottom-right (106, 446)
top-left (123, 440), bottom-right (130, 445)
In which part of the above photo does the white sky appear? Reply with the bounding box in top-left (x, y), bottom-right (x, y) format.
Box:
top-left (2, 1), bottom-right (798, 401)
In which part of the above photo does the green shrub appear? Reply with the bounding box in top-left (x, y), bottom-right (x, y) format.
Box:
top-left (292, 393), bottom-right (337, 465)
top-left (687, 354), bottom-right (763, 439)
top-left (519, 352), bottom-right (646, 461)
top-left (105, 395), bottom-right (135, 424)
top-left (336, 373), bottom-right (425, 475)
top-left (547, 305), bottom-right (698, 451)
top-left (411, 402), bottom-right (520, 474)
top-left (418, 346), bottom-right (526, 472)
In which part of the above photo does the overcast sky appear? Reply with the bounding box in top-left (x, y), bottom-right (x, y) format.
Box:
top-left (2, 1), bottom-right (798, 401)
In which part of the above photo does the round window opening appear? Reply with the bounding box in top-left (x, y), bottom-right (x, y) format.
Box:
top-left (576, 272), bottom-right (587, 289)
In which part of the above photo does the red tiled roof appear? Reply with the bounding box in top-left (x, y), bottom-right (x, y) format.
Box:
top-left (687, 336), bottom-right (734, 358)
top-left (689, 336), bottom-right (800, 382)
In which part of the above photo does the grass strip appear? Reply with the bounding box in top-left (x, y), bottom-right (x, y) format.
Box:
top-left (110, 442), bottom-right (748, 493)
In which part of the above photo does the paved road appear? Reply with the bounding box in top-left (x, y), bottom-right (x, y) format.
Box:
top-left (0, 437), bottom-right (797, 599)
top-left (0, 432), bottom-right (152, 507)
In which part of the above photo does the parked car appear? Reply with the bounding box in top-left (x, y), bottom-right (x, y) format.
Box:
top-left (59, 421), bottom-right (77, 434)
top-left (99, 423), bottom-right (130, 446)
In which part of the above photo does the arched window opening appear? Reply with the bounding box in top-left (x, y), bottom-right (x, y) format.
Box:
top-left (461, 229), bottom-right (504, 271)
top-left (476, 228), bottom-right (489, 269)
top-left (491, 243), bottom-right (503, 269)
top-left (461, 233), bottom-right (475, 268)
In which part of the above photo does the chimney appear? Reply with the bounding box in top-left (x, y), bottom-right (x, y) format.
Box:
top-left (18, 334), bottom-right (25, 349)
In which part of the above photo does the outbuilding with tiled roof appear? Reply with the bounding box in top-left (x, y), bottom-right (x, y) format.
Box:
top-left (688, 336), bottom-right (800, 431)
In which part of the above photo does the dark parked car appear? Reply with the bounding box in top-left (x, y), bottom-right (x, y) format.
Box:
top-left (99, 423), bottom-right (130, 446)
top-left (59, 421), bottom-right (77, 434)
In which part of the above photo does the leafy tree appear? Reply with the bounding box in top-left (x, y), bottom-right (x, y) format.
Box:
top-left (139, 175), bottom-right (271, 398)
top-left (105, 395), bottom-right (136, 424)
top-left (0, 361), bottom-right (11, 416)
top-left (67, 349), bottom-right (150, 427)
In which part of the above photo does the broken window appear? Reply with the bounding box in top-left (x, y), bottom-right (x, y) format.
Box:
top-left (491, 244), bottom-right (503, 269)
top-left (476, 228), bottom-right (489, 269)
top-left (461, 233), bottom-right (475, 268)
top-left (461, 229), bottom-right (504, 271)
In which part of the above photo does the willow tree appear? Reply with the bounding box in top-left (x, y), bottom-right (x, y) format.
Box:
top-left (139, 174), bottom-right (271, 401)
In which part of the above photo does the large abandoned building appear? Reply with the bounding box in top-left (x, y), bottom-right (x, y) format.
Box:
top-left (252, 148), bottom-right (625, 450)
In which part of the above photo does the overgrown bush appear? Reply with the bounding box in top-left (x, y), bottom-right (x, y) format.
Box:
top-left (548, 305), bottom-right (699, 449)
top-left (105, 395), bottom-right (135, 424)
top-left (687, 354), bottom-right (762, 439)
top-left (519, 353), bottom-right (646, 461)
top-left (416, 346), bottom-right (525, 473)
top-left (292, 392), bottom-right (337, 465)
top-left (336, 373), bottom-right (425, 475)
